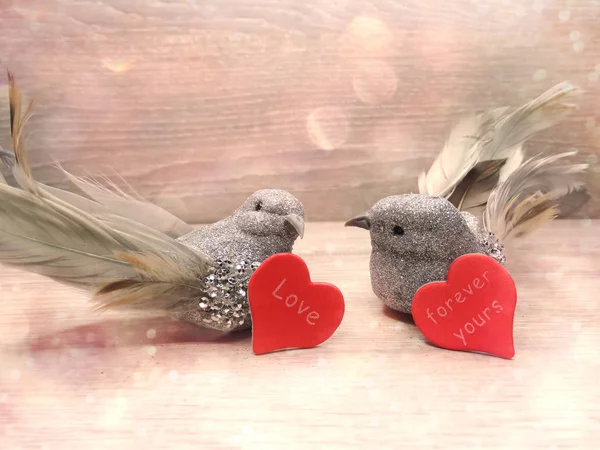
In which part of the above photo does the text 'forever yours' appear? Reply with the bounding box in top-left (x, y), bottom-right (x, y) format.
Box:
top-left (426, 271), bottom-right (505, 346)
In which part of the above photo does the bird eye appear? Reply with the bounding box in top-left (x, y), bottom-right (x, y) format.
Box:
top-left (255, 201), bottom-right (263, 212)
top-left (393, 225), bottom-right (404, 236)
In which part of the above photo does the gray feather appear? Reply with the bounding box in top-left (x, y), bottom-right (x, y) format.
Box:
top-left (0, 180), bottom-right (211, 289)
top-left (418, 82), bottom-right (579, 214)
top-left (479, 82), bottom-right (578, 159)
top-left (92, 251), bottom-right (211, 312)
top-left (483, 150), bottom-right (589, 240)
top-left (53, 166), bottom-right (194, 239)
top-left (0, 182), bottom-right (137, 285)
top-left (1, 151), bottom-right (193, 240)
top-left (0, 72), bottom-right (212, 309)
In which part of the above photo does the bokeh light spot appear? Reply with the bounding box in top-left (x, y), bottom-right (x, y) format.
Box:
top-left (532, 69), bottom-right (547, 81)
top-left (353, 60), bottom-right (398, 105)
top-left (346, 17), bottom-right (393, 54)
top-left (102, 58), bottom-right (131, 73)
top-left (558, 10), bottom-right (571, 22)
top-left (306, 106), bottom-right (350, 151)
top-left (532, 0), bottom-right (545, 13)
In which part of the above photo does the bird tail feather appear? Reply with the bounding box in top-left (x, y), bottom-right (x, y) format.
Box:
top-left (418, 82), bottom-right (580, 220)
top-left (482, 150), bottom-right (590, 241)
top-left (0, 72), bottom-right (212, 313)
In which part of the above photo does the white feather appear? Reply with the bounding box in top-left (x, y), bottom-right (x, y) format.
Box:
top-left (418, 113), bottom-right (485, 197)
top-left (498, 147), bottom-right (525, 183)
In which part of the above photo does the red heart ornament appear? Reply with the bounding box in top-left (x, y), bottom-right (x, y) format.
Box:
top-left (247, 253), bottom-right (345, 355)
top-left (412, 253), bottom-right (517, 359)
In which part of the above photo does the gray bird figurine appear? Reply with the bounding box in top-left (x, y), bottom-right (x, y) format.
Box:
top-left (346, 82), bottom-right (590, 314)
top-left (0, 73), bottom-right (304, 332)
top-left (172, 189), bottom-right (304, 329)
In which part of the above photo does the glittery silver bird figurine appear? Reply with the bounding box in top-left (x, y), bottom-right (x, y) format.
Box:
top-left (0, 73), bottom-right (305, 332)
top-left (346, 82), bottom-right (590, 314)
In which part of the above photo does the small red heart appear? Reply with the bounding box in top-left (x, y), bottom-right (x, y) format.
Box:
top-left (247, 253), bottom-right (345, 355)
top-left (412, 253), bottom-right (517, 359)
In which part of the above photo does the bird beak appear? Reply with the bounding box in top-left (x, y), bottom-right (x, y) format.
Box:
top-left (284, 214), bottom-right (305, 238)
top-left (344, 214), bottom-right (370, 230)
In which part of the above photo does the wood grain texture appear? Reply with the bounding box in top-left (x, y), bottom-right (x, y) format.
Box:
top-left (0, 0), bottom-right (599, 223)
top-left (1, 220), bottom-right (599, 449)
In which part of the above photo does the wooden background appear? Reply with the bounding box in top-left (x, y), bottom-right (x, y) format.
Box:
top-left (0, 0), bottom-right (599, 223)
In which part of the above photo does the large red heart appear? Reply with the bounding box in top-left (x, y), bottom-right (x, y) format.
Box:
top-left (412, 253), bottom-right (517, 359)
top-left (247, 253), bottom-right (345, 355)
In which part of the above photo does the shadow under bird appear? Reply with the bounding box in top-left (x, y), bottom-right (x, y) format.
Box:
top-left (0, 73), bottom-right (305, 332)
top-left (346, 82), bottom-right (590, 314)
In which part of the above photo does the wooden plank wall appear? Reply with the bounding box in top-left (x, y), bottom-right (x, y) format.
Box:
top-left (0, 0), bottom-right (598, 223)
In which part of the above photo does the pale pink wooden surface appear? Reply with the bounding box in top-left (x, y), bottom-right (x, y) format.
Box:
top-left (0, 0), bottom-right (599, 222)
top-left (1, 220), bottom-right (599, 449)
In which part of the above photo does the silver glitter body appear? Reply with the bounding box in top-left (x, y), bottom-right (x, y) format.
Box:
top-left (178, 217), bottom-right (297, 264)
top-left (461, 212), bottom-right (506, 264)
top-left (361, 194), bottom-right (505, 314)
top-left (172, 189), bottom-right (304, 332)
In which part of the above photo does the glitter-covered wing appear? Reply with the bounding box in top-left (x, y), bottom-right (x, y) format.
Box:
top-left (419, 82), bottom-right (579, 218)
top-left (461, 212), bottom-right (506, 264)
top-left (167, 259), bottom-right (262, 332)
